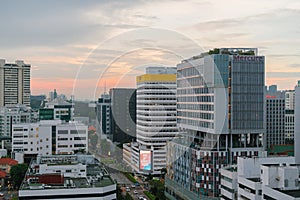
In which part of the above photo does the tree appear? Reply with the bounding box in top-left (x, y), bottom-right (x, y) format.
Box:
top-left (149, 179), bottom-right (166, 200)
top-left (146, 173), bottom-right (153, 181)
top-left (10, 164), bottom-right (28, 188)
top-left (160, 168), bottom-right (167, 179)
top-left (89, 133), bottom-right (98, 149)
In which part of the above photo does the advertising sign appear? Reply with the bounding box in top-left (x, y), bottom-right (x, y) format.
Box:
top-left (139, 150), bottom-right (152, 171)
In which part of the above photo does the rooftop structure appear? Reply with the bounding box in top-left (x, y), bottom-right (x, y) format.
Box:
top-left (19, 154), bottom-right (116, 200)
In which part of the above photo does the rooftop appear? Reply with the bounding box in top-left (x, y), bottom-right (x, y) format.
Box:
top-left (182, 47), bottom-right (258, 63)
top-left (20, 155), bottom-right (115, 191)
top-left (247, 178), bottom-right (261, 182)
top-left (0, 158), bottom-right (18, 166)
top-left (274, 189), bottom-right (300, 198)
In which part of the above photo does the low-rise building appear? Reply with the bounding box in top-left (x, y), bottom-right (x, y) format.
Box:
top-left (12, 120), bottom-right (88, 161)
top-left (0, 158), bottom-right (18, 187)
top-left (0, 104), bottom-right (31, 137)
top-left (220, 156), bottom-right (298, 200)
top-left (0, 158), bottom-right (18, 174)
top-left (18, 154), bottom-right (116, 200)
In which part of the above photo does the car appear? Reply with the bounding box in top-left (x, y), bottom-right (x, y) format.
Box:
top-left (126, 186), bottom-right (130, 192)
top-left (134, 190), bottom-right (138, 194)
top-left (131, 184), bottom-right (136, 188)
top-left (134, 182), bottom-right (140, 186)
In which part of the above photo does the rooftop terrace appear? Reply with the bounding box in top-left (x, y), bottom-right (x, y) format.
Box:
top-left (20, 155), bottom-right (115, 191)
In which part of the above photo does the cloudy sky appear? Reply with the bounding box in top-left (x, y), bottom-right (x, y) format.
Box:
top-left (1, 0), bottom-right (299, 100)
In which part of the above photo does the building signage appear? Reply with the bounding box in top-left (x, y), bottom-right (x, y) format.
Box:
top-left (233, 55), bottom-right (264, 61)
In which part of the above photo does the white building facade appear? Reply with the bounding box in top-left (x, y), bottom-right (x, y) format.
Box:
top-left (12, 120), bottom-right (88, 157)
top-left (220, 156), bottom-right (296, 200)
top-left (0, 105), bottom-right (31, 137)
top-left (135, 67), bottom-right (178, 175)
top-left (19, 155), bottom-right (116, 200)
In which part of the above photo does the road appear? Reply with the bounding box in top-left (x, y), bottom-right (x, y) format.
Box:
top-left (127, 186), bottom-right (147, 200)
top-left (0, 187), bottom-right (18, 200)
top-left (90, 149), bottom-right (150, 200)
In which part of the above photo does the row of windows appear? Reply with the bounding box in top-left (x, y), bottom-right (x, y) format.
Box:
top-left (177, 96), bottom-right (214, 103)
top-left (58, 130), bottom-right (86, 134)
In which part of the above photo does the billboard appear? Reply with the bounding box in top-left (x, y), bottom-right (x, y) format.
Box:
top-left (139, 150), bottom-right (152, 171)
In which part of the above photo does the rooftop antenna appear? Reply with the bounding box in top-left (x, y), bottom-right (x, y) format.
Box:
top-left (104, 80), bottom-right (107, 94)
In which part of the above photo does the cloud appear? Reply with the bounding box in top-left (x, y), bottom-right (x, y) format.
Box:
top-left (1, 0), bottom-right (300, 99)
top-left (288, 63), bottom-right (300, 68)
top-left (267, 72), bottom-right (300, 78)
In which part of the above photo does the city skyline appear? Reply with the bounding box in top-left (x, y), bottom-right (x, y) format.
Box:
top-left (0, 0), bottom-right (300, 99)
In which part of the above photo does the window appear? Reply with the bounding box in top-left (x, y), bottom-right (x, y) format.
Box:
top-left (58, 130), bottom-right (68, 134)
top-left (66, 170), bottom-right (72, 173)
top-left (74, 144), bottom-right (86, 147)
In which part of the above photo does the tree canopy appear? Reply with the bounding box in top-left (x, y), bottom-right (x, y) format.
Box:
top-left (10, 163), bottom-right (28, 188)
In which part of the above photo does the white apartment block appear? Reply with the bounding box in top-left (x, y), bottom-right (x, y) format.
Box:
top-left (286, 109), bottom-right (295, 141)
top-left (0, 59), bottom-right (31, 107)
top-left (220, 156), bottom-right (296, 200)
top-left (286, 90), bottom-right (295, 110)
top-left (12, 120), bottom-right (88, 156)
top-left (285, 90), bottom-right (296, 141)
top-left (0, 104), bottom-right (31, 137)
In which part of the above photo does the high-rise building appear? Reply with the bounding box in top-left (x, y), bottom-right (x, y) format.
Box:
top-left (285, 90), bottom-right (295, 110)
top-left (165, 48), bottom-right (265, 199)
top-left (285, 109), bottom-right (295, 142)
top-left (295, 86), bottom-right (300, 164)
top-left (123, 67), bottom-right (178, 175)
top-left (96, 93), bottom-right (111, 136)
top-left (265, 88), bottom-right (285, 148)
top-left (0, 59), bottom-right (31, 107)
top-left (110, 88), bottom-right (136, 143)
top-left (135, 67), bottom-right (178, 175)
top-left (285, 90), bottom-right (295, 142)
